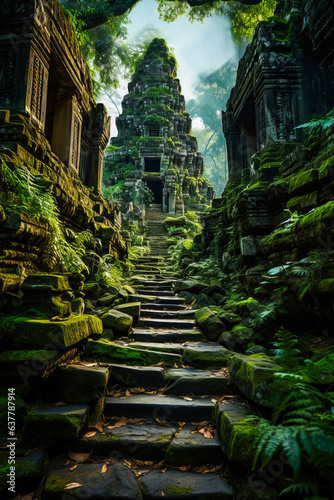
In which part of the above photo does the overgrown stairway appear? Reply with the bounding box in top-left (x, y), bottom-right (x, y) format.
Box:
top-left (7, 215), bottom-right (254, 499)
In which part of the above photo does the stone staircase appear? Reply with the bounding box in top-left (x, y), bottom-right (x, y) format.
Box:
top-left (3, 217), bottom-right (257, 499)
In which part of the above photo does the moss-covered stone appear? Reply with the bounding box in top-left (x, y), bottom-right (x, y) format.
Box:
top-left (7, 314), bottom-right (102, 349)
top-left (227, 354), bottom-right (279, 407)
top-left (101, 309), bottom-right (133, 336)
top-left (22, 403), bottom-right (89, 443)
top-left (115, 302), bottom-right (141, 323)
top-left (182, 343), bottom-right (232, 369)
top-left (53, 364), bottom-right (109, 404)
top-left (213, 402), bottom-right (258, 466)
top-left (288, 169), bottom-right (318, 196)
top-left (83, 282), bottom-right (102, 299)
top-left (193, 293), bottom-right (216, 309)
top-left (85, 339), bottom-right (182, 367)
top-left (195, 307), bottom-right (226, 340)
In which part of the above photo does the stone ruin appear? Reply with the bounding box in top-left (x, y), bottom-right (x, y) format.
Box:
top-left (0, 0), bottom-right (126, 292)
top-left (103, 38), bottom-right (215, 221)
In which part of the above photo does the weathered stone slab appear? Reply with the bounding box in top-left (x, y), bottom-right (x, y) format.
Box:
top-left (23, 403), bottom-right (89, 442)
top-left (78, 422), bottom-right (176, 460)
top-left (53, 364), bottom-right (110, 404)
top-left (182, 343), bottom-right (232, 369)
top-left (195, 308), bottom-right (226, 340)
top-left (139, 469), bottom-right (233, 499)
top-left (110, 364), bottom-right (165, 389)
top-left (85, 339), bottom-right (182, 367)
top-left (43, 462), bottom-right (142, 499)
top-left (115, 302), bottom-right (141, 323)
top-left (105, 395), bottom-right (214, 421)
top-left (227, 354), bottom-right (279, 407)
top-left (165, 423), bottom-right (223, 465)
top-left (164, 368), bottom-right (230, 396)
top-left (8, 315), bottom-right (102, 349)
top-left (101, 309), bottom-right (133, 337)
top-left (213, 401), bottom-right (258, 466)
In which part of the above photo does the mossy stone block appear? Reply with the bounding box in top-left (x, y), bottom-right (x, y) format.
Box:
top-left (289, 169), bottom-right (318, 196)
top-left (97, 293), bottom-right (117, 307)
top-left (10, 315), bottom-right (102, 349)
top-left (227, 354), bottom-right (279, 407)
top-left (213, 402), bottom-right (257, 466)
top-left (174, 281), bottom-right (208, 294)
top-left (195, 307), bottom-right (226, 340)
top-left (53, 364), bottom-right (109, 404)
top-left (115, 302), bottom-right (141, 323)
top-left (193, 293), bottom-right (216, 309)
top-left (101, 309), bottom-right (133, 336)
top-left (85, 339), bottom-right (182, 367)
top-left (83, 282), bottom-right (102, 299)
top-left (23, 403), bottom-right (89, 442)
top-left (43, 462), bottom-right (142, 500)
top-left (182, 343), bottom-right (232, 369)
top-left (21, 274), bottom-right (71, 292)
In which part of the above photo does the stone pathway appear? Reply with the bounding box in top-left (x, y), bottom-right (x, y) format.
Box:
top-left (7, 214), bottom-right (258, 499)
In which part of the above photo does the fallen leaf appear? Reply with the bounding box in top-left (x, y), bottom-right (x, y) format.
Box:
top-left (204, 430), bottom-right (213, 439)
top-left (50, 316), bottom-right (60, 321)
top-left (12, 493), bottom-right (34, 500)
top-left (161, 492), bottom-right (165, 496)
top-left (198, 428), bottom-right (205, 435)
top-left (70, 465), bottom-right (78, 471)
top-left (94, 422), bottom-right (104, 433)
top-left (99, 362), bottom-right (110, 367)
top-left (125, 389), bottom-right (131, 397)
top-left (183, 397), bottom-right (193, 401)
top-left (178, 466), bottom-right (187, 471)
top-left (69, 452), bottom-right (91, 463)
top-left (178, 422), bottom-right (186, 427)
top-left (64, 483), bottom-right (82, 490)
top-left (101, 464), bottom-right (108, 473)
top-left (174, 363), bottom-right (178, 368)
top-left (54, 402), bottom-right (68, 407)
top-left (84, 431), bottom-right (97, 438)
top-left (155, 418), bottom-right (162, 423)
top-left (211, 399), bottom-right (217, 404)
top-left (162, 468), bottom-right (167, 473)
top-left (83, 363), bottom-right (97, 367)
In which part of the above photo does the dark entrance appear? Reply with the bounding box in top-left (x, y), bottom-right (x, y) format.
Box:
top-left (145, 157), bottom-right (161, 173)
top-left (146, 180), bottom-right (163, 204)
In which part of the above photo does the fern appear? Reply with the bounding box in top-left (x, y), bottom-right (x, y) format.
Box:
top-left (270, 328), bottom-right (303, 368)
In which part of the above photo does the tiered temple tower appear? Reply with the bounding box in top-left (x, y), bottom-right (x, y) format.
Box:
top-left (103, 38), bottom-right (215, 216)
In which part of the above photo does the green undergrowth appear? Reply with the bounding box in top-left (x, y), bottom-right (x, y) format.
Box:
top-left (0, 153), bottom-right (88, 273)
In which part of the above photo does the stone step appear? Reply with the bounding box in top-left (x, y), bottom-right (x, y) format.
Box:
top-left (140, 303), bottom-right (188, 311)
top-left (109, 364), bottom-right (165, 389)
top-left (105, 394), bottom-right (215, 421)
top-left (139, 289), bottom-right (176, 297)
top-left (164, 368), bottom-right (231, 396)
top-left (140, 317), bottom-right (196, 329)
top-left (77, 421), bottom-right (177, 460)
top-left (182, 343), bottom-right (232, 369)
top-left (140, 309), bottom-right (195, 320)
top-left (155, 296), bottom-right (185, 304)
top-left (132, 328), bottom-right (205, 343)
top-left (128, 341), bottom-right (184, 355)
top-left (135, 284), bottom-right (173, 291)
top-left (84, 339), bottom-right (183, 367)
top-left (130, 279), bottom-right (177, 286)
top-left (139, 469), bottom-right (233, 499)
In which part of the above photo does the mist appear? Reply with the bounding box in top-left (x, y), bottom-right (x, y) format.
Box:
top-left (102, 0), bottom-right (237, 136)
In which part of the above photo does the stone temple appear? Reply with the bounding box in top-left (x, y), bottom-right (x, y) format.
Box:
top-left (103, 38), bottom-right (215, 217)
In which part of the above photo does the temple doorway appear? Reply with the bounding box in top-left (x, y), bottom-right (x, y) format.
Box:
top-left (146, 180), bottom-right (163, 204)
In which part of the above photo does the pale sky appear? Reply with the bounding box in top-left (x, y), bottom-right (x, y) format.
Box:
top-left (101, 0), bottom-right (236, 136)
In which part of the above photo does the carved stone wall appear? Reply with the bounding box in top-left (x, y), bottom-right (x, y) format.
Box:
top-left (0, 0), bottom-right (110, 191)
top-left (222, 0), bottom-right (334, 182)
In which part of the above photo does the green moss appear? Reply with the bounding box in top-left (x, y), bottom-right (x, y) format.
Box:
top-left (84, 339), bottom-right (182, 367)
top-left (242, 181), bottom-right (268, 193)
top-left (288, 169), bottom-right (318, 195)
top-left (164, 486), bottom-right (194, 494)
